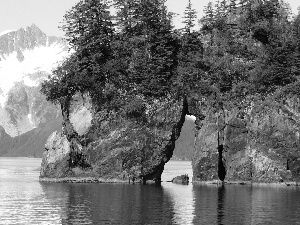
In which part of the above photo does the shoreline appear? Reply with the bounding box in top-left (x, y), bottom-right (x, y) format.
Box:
top-left (192, 180), bottom-right (300, 187)
top-left (39, 177), bottom-right (131, 183)
top-left (40, 177), bottom-right (300, 186)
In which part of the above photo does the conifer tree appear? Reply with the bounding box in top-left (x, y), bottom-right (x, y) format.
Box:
top-left (113, 0), bottom-right (139, 33)
top-left (176, 1), bottom-right (204, 97)
top-left (182, 0), bottom-right (197, 34)
top-left (42, 0), bottom-right (115, 107)
top-left (39, 0), bottom-right (300, 126)
top-left (126, 0), bottom-right (179, 98)
top-left (293, 12), bottom-right (300, 78)
top-left (229, 0), bottom-right (237, 12)
top-left (201, 2), bottom-right (215, 34)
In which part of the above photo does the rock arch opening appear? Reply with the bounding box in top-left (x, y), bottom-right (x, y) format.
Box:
top-left (172, 115), bottom-right (196, 161)
top-left (161, 114), bottom-right (196, 182)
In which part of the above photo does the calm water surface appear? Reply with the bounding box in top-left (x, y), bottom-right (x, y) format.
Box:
top-left (1, 158), bottom-right (300, 224)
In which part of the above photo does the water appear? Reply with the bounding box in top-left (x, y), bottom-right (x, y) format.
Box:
top-left (1, 158), bottom-right (300, 224)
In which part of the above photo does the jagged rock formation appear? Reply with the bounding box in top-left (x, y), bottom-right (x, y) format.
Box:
top-left (40, 95), bottom-right (190, 183)
top-left (40, 90), bottom-right (300, 184)
top-left (0, 24), bottom-right (66, 61)
top-left (193, 98), bottom-right (300, 183)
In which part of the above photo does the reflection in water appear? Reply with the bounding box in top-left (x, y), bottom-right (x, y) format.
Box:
top-left (193, 185), bottom-right (255, 224)
top-left (40, 182), bottom-right (300, 225)
top-left (193, 185), bottom-right (218, 224)
top-left (217, 185), bottom-right (225, 225)
top-left (4, 158), bottom-right (300, 224)
top-left (40, 183), bottom-right (93, 224)
top-left (193, 184), bottom-right (300, 225)
top-left (163, 183), bottom-right (195, 224)
top-left (41, 183), bottom-right (177, 224)
top-left (39, 160), bottom-right (196, 224)
top-left (250, 186), bottom-right (300, 225)
top-left (0, 158), bottom-right (68, 224)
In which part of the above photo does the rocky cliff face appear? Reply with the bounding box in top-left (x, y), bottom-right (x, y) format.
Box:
top-left (40, 89), bottom-right (300, 184)
top-left (193, 98), bottom-right (300, 183)
top-left (40, 95), bottom-right (190, 183)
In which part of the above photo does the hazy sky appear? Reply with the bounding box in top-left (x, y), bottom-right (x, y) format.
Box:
top-left (0, 0), bottom-right (299, 37)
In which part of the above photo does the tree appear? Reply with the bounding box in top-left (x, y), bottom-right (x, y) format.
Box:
top-left (42, 0), bottom-right (116, 108)
top-left (62, 0), bottom-right (114, 51)
top-left (292, 12), bottom-right (300, 78)
top-left (113, 0), bottom-right (139, 33)
top-left (41, 53), bottom-right (79, 105)
top-left (177, 1), bottom-right (204, 97)
top-left (228, 0), bottom-right (237, 13)
top-left (248, 0), bottom-right (297, 94)
top-left (125, 0), bottom-right (180, 98)
top-left (42, 0), bottom-right (183, 115)
top-left (182, 0), bottom-right (197, 34)
top-left (201, 2), bottom-right (215, 34)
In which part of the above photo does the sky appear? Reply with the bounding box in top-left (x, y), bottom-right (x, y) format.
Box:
top-left (0, 0), bottom-right (299, 37)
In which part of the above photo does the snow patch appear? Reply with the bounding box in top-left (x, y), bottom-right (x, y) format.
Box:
top-left (28, 113), bottom-right (36, 128)
top-left (186, 115), bottom-right (196, 121)
top-left (0, 42), bottom-right (69, 103)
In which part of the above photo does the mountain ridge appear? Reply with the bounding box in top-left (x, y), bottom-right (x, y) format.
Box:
top-left (0, 24), bottom-right (68, 137)
top-left (0, 23), bottom-right (66, 61)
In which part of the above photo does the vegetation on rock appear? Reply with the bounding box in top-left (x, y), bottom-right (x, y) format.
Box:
top-left (41, 0), bottom-right (300, 112)
top-left (40, 0), bottom-right (300, 182)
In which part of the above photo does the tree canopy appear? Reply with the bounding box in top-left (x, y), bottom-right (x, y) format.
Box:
top-left (41, 0), bottom-right (300, 120)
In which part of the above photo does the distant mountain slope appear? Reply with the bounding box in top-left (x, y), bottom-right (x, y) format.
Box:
top-left (0, 126), bottom-right (13, 156)
top-left (0, 24), bottom-right (68, 137)
top-left (0, 116), bottom-right (62, 158)
top-left (0, 23), bottom-right (66, 62)
top-left (173, 117), bottom-right (195, 160)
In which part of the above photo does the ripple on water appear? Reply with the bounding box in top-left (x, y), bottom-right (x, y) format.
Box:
top-left (3, 158), bottom-right (300, 224)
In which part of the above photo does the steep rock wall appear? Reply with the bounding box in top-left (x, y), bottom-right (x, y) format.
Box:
top-left (40, 95), bottom-right (189, 183)
top-left (40, 131), bottom-right (71, 178)
top-left (193, 98), bottom-right (300, 183)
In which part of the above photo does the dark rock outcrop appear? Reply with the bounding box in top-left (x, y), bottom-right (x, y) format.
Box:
top-left (172, 174), bottom-right (189, 184)
top-left (40, 94), bottom-right (190, 183)
top-left (193, 98), bottom-right (300, 183)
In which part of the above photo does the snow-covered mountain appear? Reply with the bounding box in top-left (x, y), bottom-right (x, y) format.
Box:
top-left (0, 24), bottom-right (68, 137)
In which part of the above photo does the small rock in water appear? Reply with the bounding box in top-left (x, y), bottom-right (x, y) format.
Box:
top-left (172, 174), bottom-right (189, 185)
